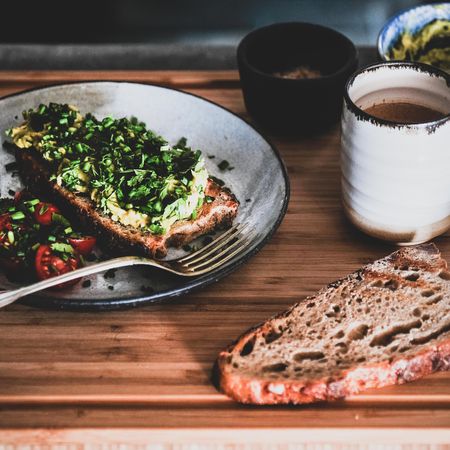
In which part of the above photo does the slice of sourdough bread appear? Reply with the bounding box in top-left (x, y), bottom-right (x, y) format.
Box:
top-left (216, 243), bottom-right (450, 404)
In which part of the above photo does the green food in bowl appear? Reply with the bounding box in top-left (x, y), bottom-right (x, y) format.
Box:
top-left (388, 19), bottom-right (450, 72)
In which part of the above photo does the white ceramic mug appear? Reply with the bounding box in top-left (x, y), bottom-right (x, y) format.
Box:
top-left (341, 62), bottom-right (450, 245)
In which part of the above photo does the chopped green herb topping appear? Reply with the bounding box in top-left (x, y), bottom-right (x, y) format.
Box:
top-left (8, 103), bottom-right (210, 235)
top-left (11, 211), bottom-right (25, 221)
top-left (50, 242), bottom-right (74, 254)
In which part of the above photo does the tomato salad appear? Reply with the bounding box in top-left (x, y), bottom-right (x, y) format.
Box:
top-left (0, 194), bottom-right (96, 288)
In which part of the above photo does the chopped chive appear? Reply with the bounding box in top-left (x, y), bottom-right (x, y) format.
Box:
top-left (32, 243), bottom-right (40, 251)
top-left (51, 213), bottom-right (70, 227)
top-left (27, 199), bottom-right (40, 206)
top-left (11, 211), bottom-right (25, 220)
top-left (103, 117), bottom-right (114, 128)
top-left (51, 242), bottom-right (74, 254)
top-left (64, 227), bottom-right (73, 234)
top-left (7, 231), bottom-right (14, 244)
top-left (48, 235), bottom-right (56, 242)
top-left (59, 117), bottom-right (68, 125)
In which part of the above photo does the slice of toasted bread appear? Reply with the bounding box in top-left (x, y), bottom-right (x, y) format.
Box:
top-left (216, 243), bottom-right (450, 404)
top-left (16, 148), bottom-right (239, 258)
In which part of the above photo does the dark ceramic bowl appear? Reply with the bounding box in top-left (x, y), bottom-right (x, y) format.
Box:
top-left (237, 22), bottom-right (358, 134)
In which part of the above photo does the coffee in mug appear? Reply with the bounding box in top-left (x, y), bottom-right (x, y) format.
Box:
top-left (341, 62), bottom-right (450, 245)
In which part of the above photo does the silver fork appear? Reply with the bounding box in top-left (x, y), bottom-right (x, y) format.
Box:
top-left (0, 223), bottom-right (255, 309)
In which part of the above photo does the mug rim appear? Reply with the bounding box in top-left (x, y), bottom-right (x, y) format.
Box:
top-left (344, 61), bottom-right (450, 131)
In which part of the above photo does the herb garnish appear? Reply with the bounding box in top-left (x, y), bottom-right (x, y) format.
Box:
top-left (8, 103), bottom-right (209, 235)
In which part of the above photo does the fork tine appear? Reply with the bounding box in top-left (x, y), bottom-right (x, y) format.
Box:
top-left (182, 224), bottom-right (250, 268)
top-left (177, 223), bottom-right (247, 263)
top-left (184, 229), bottom-right (255, 271)
top-left (188, 232), bottom-right (256, 275)
top-left (181, 223), bottom-right (250, 267)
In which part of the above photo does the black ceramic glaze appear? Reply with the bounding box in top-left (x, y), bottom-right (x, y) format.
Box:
top-left (237, 22), bottom-right (358, 134)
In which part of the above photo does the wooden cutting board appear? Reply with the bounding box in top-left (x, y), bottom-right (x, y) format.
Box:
top-left (0, 71), bottom-right (449, 446)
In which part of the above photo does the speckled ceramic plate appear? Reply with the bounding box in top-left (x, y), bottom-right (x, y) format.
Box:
top-left (0, 82), bottom-right (289, 310)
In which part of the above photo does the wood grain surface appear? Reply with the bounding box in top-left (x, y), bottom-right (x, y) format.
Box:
top-left (0, 71), bottom-right (449, 442)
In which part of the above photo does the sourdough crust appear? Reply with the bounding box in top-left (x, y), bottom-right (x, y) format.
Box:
top-left (15, 148), bottom-right (239, 258)
top-left (215, 243), bottom-right (450, 404)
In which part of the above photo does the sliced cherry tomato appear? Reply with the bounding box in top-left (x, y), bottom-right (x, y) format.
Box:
top-left (0, 213), bottom-right (12, 231)
top-left (34, 244), bottom-right (80, 289)
top-left (34, 202), bottom-right (60, 226)
top-left (0, 213), bottom-right (12, 245)
top-left (68, 236), bottom-right (97, 256)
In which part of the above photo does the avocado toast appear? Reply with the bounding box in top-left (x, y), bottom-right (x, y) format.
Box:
top-left (9, 103), bottom-right (239, 258)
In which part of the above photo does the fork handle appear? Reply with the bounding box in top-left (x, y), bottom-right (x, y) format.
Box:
top-left (0, 256), bottom-right (151, 309)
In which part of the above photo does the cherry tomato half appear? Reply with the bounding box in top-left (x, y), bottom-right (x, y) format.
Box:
top-left (68, 236), bottom-right (97, 256)
top-left (0, 213), bottom-right (12, 230)
top-left (34, 244), bottom-right (80, 289)
top-left (34, 202), bottom-right (60, 226)
top-left (0, 213), bottom-right (12, 244)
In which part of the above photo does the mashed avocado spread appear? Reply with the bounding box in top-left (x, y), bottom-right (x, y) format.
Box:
top-left (7, 103), bottom-right (209, 235)
top-left (389, 19), bottom-right (450, 72)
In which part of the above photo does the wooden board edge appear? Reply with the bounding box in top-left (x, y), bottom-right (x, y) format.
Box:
top-left (1, 428), bottom-right (450, 446)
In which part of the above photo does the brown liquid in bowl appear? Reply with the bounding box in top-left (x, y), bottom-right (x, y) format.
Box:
top-left (364, 102), bottom-right (446, 124)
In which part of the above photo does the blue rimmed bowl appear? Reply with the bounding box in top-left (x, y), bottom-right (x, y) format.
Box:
top-left (378, 3), bottom-right (450, 71)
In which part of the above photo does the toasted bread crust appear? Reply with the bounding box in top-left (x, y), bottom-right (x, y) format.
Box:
top-left (217, 336), bottom-right (450, 404)
top-left (16, 148), bottom-right (239, 258)
top-left (215, 244), bottom-right (450, 404)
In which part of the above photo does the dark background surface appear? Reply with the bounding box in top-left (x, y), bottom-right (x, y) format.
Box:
top-left (1, 0), bottom-right (422, 69)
